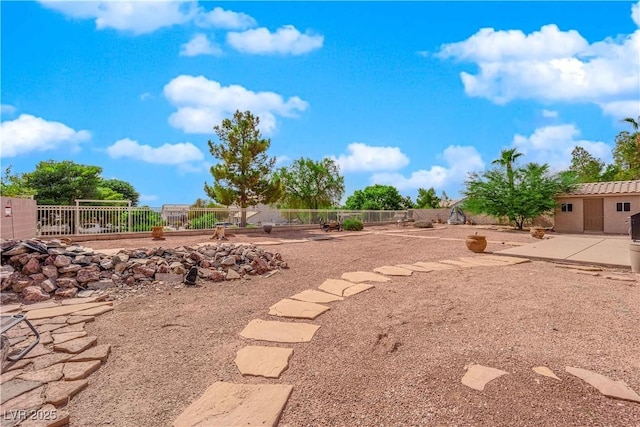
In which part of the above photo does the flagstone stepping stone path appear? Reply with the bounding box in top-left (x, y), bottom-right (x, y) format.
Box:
top-left (235, 346), bottom-right (294, 378)
top-left (1, 297), bottom-right (114, 426)
top-left (167, 249), bottom-right (639, 425)
top-left (268, 299), bottom-right (330, 320)
top-left (461, 364), bottom-right (510, 391)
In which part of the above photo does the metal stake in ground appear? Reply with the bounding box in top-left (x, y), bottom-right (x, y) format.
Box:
top-left (184, 266), bottom-right (198, 286)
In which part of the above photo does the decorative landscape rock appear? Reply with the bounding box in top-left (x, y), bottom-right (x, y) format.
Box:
top-left (234, 346), bottom-right (293, 378)
top-left (1, 239), bottom-right (289, 303)
top-left (268, 298), bottom-right (330, 320)
top-left (461, 364), bottom-right (509, 391)
top-left (173, 382), bottom-right (293, 427)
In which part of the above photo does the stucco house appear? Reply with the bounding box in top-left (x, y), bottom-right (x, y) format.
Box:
top-left (554, 180), bottom-right (640, 234)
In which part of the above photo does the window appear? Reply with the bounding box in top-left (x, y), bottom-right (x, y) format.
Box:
top-left (617, 202), bottom-right (631, 212)
top-left (561, 203), bottom-right (573, 212)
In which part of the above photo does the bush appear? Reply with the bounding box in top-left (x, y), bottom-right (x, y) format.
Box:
top-left (343, 218), bottom-right (364, 231)
top-left (189, 213), bottom-right (218, 229)
top-left (413, 220), bottom-right (434, 228)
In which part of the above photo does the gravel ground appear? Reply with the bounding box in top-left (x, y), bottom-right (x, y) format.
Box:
top-left (66, 226), bottom-right (640, 426)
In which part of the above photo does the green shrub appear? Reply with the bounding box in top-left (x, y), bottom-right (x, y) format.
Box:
top-left (343, 218), bottom-right (364, 231)
top-left (189, 213), bottom-right (218, 229)
top-left (413, 220), bottom-right (434, 228)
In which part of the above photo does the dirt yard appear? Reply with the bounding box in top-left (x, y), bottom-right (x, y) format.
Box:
top-left (66, 225), bottom-right (639, 426)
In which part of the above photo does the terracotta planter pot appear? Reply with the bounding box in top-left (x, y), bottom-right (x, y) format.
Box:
top-left (151, 226), bottom-right (165, 240)
top-left (465, 234), bottom-right (487, 253)
top-left (530, 227), bottom-right (545, 239)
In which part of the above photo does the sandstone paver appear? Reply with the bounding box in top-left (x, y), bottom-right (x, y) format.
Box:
top-left (67, 315), bottom-right (94, 325)
top-left (569, 269), bottom-right (600, 276)
top-left (17, 364), bottom-right (64, 383)
top-left (458, 257), bottom-right (512, 267)
top-left (343, 283), bottom-right (375, 297)
top-left (53, 323), bottom-right (85, 334)
top-left (269, 299), bottom-right (330, 320)
top-left (1, 368), bottom-right (25, 384)
top-left (44, 379), bottom-right (88, 406)
top-left (18, 404), bottom-right (70, 427)
top-left (289, 289), bottom-right (344, 303)
top-left (532, 366), bottom-right (561, 381)
top-left (69, 344), bottom-right (111, 362)
top-left (1, 385), bottom-right (45, 414)
top-left (32, 317), bottom-right (67, 326)
top-left (53, 336), bottom-right (97, 354)
top-left (481, 255), bottom-right (530, 265)
top-left (1, 379), bottom-right (43, 404)
top-left (234, 346), bottom-right (293, 378)
top-left (240, 319), bottom-right (320, 343)
top-left (565, 366), bottom-right (640, 403)
top-left (438, 259), bottom-right (479, 268)
top-left (413, 261), bottom-right (455, 270)
top-left (461, 364), bottom-right (509, 391)
top-left (52, 331), bottom-right (87, 345)
top-left (21, 301), bottom-right (59, 312)
top-left (604, 275), bottom-right (636, 282)
top-left (3, 358), bottom-right (33, 372)
top-left (373, 266), bottom-right (413, 276)
top-left (63, 360), bottom-right (102, 380)
top-left (31, 353), bottom-right (72, 371)
top-left (395, 264), bottom-right (434, 272)
top-left (318, 279), bottom-right (359, 296)
top-left (26, 302), bottom-right (113, 321)
top-left (36, 323), bottom-right (68, 334)
top-left (70, 305), bottom-right (114, 317)
top-left (60, 296), bottom-right (105, 305)
top-left (22, 344), bottom-right (54, 359)
top-left (341, 271), bottom-right (390, 283)
top-left (172, 382), bottom-right (293, 427)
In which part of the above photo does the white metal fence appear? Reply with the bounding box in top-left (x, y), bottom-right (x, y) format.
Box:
top-left (36, 205), bottom-right (407, 236)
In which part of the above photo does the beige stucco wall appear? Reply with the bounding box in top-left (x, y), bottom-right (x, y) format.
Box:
top-left (1, 196), bottom-right (37, 240)
top-left (554, 195), bottom-right (639, 235)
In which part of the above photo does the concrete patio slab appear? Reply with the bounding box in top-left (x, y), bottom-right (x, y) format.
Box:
top-left (318, 279), bottom-right (359, 296)
top-left (341, 271), bottom-right (390, 283)
top-left (234, 346), bottom-right (293, 378)
top-left (565, 366), bottom-right (640, 403)
top-left (289, 289), bottom-right (344, 303)
top-left (461, 364), bottom-right (509, 391)
top-left (173, 382), bottom-right (293, 427)
top-left (373, 266), bottom-right (413, 276)
top-left (496, 236), bottom-right (630, 268)
top-left (268, 299), bottom-right (330, 320)
top-left (240, 319), bottom-right (320, 343)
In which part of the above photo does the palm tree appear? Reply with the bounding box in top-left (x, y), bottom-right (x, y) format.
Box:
top-left (492, 148), bottom-right (523, 189)
top-left (622, 116), bottom-right (639, 131)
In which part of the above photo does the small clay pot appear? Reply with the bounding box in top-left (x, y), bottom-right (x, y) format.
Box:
top-left (465, 234), bottom-right (487, 253)
top-left (151, 226), bottom-right (165, 240)
top-left (530, 227), bottom-right (545, 239)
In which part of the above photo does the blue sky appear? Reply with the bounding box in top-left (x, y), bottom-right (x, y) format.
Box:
top-left (1, 1), bottom-right (639, 206)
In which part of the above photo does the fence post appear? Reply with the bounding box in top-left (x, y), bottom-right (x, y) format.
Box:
top-left (74, 200), bottom-right (79, 235)
top-left (128, 203), bottom-right (132, 233)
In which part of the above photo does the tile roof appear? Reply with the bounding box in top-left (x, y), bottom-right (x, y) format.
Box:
top-left (561, 180), bottom-right (640, 196)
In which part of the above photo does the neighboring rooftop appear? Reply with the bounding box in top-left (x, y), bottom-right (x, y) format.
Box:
top-left (560, 180), bottom-right (640, 196)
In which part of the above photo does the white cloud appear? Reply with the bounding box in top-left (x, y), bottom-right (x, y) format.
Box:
top-left (512, 124), bottom-right (612, 171)
top-left (330, 143), bottom-right (410, 173)
top-left (598, 100), bottom-right (640, 119)
top-left (542, 109), bottom-right (558, 118)
top-left (39, 1), bottom-right (196, 35)
top-left (195, 6), bottom-right (256, 30)
top-left (0, 114), bottom-right (90, 158)
top-left (106, 138), bottom-right (204, 165)
top-left (438, 5), bottom-right (640, 117)
top-left (633, 2), bottom-right (640, 27)
top-left (180, 34), bottom-right (222, 57)
top-left (140, 92), bottom-right (152, 101)
top-left (1, 104), bottom-right (16, 115)
top-left (163, 75), bottom-right (308, 134)
top-left (275, 155), bottom-right (291, 166)
top-left (227, 25), bottom-right (323, 55)
top-left (371, 145), bottom-right (484, 191)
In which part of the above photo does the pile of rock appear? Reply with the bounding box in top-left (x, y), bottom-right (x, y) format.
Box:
top-left (1, 239), bottom-right (288, 304)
